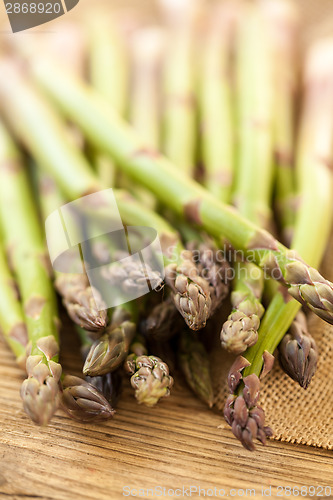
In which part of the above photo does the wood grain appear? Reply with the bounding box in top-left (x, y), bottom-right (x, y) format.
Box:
top-left (0, 326), bottom-right (332, 500)
top-left (0, 1), bottom-right (332, 498)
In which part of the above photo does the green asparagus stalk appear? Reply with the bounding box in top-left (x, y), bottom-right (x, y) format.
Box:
top-left (129, 28), bottom-right (228, 322)
top-left (130, 27), bottom-right (164, 150)
top-left (37, 173), bottom-right (108, 332)
top-left (200, 2), bottom-right (237, 203)
top-left (88, 14), bottom-right (128, 187)
top-left (221, 3), bottom-right (276, 354)
top-left (0, 121), bottom-right (61, 426)
top-left (261, 1), bottom-right (317, 388)
top-left (225, 39), bottom-right (333, 450)
top-left (0, 235), bottom-right (28, 369)
top-left (2, 57), bottom-right (333, 325)
top-left (160, 0), bottom-right (199, 177)
top-left (233, 4), bottom-right (274, 227)
top-left (221, 262), bottom-right (265, 355)
top-left (264, 0), bottom-right (299, 247)
top-left (56, 323), bottom-right (116, 422)
top-left (178, 329), bottom-right (214, 407)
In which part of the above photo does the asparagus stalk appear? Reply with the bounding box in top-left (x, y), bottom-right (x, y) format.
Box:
top-left (1, 206), bottom-right (114, 423)
top-left (233, 4), bottom-right (274, 227)
top-left (130, 27), bottom-right (164, 150)
top-left (0, 122), bottom-right (61, 425)
top-left (225, 39), bottom-right (333, 450)
top-left (160, 0), bottom-right (199, 177)
top-left (2, 58), bottom-right (333, 324)
top-left (200, 2), bottom-right (237, 203)
top-left (263, 0), bottom-right (299, 247)
top-left (261, 1), bottom-right (318, 388)
top-left (0, 235), bottom-right (28, 369)
top-left (88, 14), bottom-right (128, 187)
top-left (221, 3), bottom-right (276, 354)
top-left (37, 173), bottom-right (108, 332)
top-left (178, 330), bottom-right (214, 407)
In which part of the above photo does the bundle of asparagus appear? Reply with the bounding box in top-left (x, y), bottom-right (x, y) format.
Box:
top-left (0, 0), bottom-right (332, 453)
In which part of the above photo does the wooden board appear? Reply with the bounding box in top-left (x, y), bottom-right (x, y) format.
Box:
top-left (0, 330), bottom-right (332, 500)
top-left (0, 2), bottom-right (332, 499)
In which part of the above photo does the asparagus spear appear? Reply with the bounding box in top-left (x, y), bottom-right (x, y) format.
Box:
top-left (178, 330), bottom-right (214, 407)
top-left (159, 0), bottom-right (199, 177)
top-left (221, 3), bottom-right (276, 354)
top-left (129, 28), bottom-right (228, 323)
top-left (61, 375), bottom-right (115, 422)
top-left (225, 39), bottom-right (333, 450)
top-left (0, 235), bottom-right (28, 369)
top-left (30, 168), bottom-right (117, 423)
top-left (221, 262), bottom-right (265, 355)
top-left (85, 370), bottom-right (123, 409)
top-left (263, 0), bottom-right (299, 247)
top-left (130, 27), bottom-right (164, 151)
top-left (186, 239), bottom-right (232, 317)
top-left (125, 352), bottom-right (174, 407)
top-left (76, 318), bottom-right (124, 408)
top-left (2, 58), bottom-right (333, 324)
top-left (88, 13), bottom-right (128, 187)
top-left (0, 121), bottom-right (61, 425)
top-left (55, 274), bottom-right (108, 332)
top-left (278, 311), bottom-right (318, 389)
top-left (37, 173), bottom-right (108, 332)
top-left (261, 1), bottom-right (319, 387)
top-left (82, 304), bottom-right (136, 377)
top-left (200, 2), bottom-right (237, 203)
top-left (233, 4), bottom-right (274, 227)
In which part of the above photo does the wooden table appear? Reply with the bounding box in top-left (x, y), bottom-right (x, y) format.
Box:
top-left (0, 329), bottom-right (332, 500)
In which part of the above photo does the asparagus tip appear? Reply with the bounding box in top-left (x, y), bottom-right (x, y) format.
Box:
top-left (61, 375), bottom-right (115, 422)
